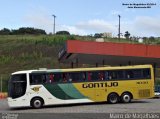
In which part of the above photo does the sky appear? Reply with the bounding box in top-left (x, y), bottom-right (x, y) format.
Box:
top-left (0, 0), bottom-right (160, 37)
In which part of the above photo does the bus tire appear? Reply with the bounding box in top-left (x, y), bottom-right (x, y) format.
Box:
top-left (31, 97), bottom-right (44, 109)
top-left (121, 92), bottom-right (132, 103)
top-left (107, 93), bottom-right (119, 104)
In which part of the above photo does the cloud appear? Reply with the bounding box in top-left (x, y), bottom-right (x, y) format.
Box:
top-left (25, 12), bottom-right (116, 35)
top-left (58, 25), bottom-right (86, 35)
top-left (110, 10), bottom-right (122, 15)
top-left (24, 8), bottom-right (160, 37)
top-left (24, 11), bottom-right (53, 33)
top-left (111, 16), bottom-right (160, 37)
top-left (76, 19), bottom-right (117, 33)
top-left (134, 16), bottom-right (160, 36)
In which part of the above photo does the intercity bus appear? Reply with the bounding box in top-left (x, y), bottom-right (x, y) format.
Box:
top-left (8, 65), bottom-right (154, 108)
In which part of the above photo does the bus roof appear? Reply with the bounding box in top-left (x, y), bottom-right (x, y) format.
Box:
top-left (11, 64), bottom-right (152, 75)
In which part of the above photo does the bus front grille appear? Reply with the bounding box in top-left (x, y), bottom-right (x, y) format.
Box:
top-left (138, 89), bottom-right (150, 97)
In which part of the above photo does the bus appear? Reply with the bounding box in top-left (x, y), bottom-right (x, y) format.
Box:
top-left (8, 65), bottom-right (154, 108)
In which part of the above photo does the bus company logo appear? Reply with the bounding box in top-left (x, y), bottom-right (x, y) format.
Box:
top-left (31, 86), bottom-right (42, 92)
top-left (82, 82), bottom-right (118, 88)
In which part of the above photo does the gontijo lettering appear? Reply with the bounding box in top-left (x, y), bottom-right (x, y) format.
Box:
top-left (82, 82), bottom-right (118, 88)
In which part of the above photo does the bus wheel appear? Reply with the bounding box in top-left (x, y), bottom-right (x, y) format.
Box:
top-left (121, 93), bottom-right (131, 103)
top-left (107, 93), bottom-right (119, 104)
top-left (31, 98), bottom-right (44, 109)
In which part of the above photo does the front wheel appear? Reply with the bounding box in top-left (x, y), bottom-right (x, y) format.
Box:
top-left (31, 98), bottom-right (43, 109)
top-left (107, 93), bottom-right (119, 104)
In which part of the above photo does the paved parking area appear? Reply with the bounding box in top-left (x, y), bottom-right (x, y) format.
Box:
top-left (0, 99), bottom-right (160, 113)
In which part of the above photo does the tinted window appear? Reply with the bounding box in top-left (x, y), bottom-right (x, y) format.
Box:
top-left (69, 72), bottom-right (86, 82)
top-left (8, 74), bottom-right (27, 99)
top-left (30, 73), bottom-right (46, 85)
top-left (108, 71), bottom-right (116, 79)
top-left (87, 71), bottom-right (105, 81)
top-left (62, 73), bottom-right (70, 82)
top-left (104, 68), bottom-right (150, 80)
top-left (98, 71), bottom-right (105, 80)
top-left (46, 73), bottom-right (63, 83)
top-left (87, 72), bottom-right (98, 81)
top-left (125, 69), bottom-right (151, 79)
top-left (143, 68), bottom-right (151, 78)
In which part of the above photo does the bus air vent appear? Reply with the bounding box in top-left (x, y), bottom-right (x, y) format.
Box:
top-left (138, 89), bottom-right (150, 97)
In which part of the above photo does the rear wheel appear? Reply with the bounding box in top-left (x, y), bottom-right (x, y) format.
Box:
top-left (107, 93), bottom-right (119, 104)
top-left (121, 93), bottom-right (131, 103)
top-left (31, 98), bottom-right (43, 109)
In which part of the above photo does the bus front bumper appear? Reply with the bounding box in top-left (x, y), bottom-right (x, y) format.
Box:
top-left (7, 97), bottom-right (30, 108)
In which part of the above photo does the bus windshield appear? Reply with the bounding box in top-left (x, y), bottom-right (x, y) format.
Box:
top-left (8, 74), bottom-right (27, 99)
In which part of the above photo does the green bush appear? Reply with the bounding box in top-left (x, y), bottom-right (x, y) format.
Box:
top-left (0, 55), bottom-right (14, 65)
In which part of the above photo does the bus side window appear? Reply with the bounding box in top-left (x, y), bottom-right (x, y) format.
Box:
top-left (82, 72), bottom-right (86, 81)
top-left (62, 73), bottom-right (71, 82)
top-left (30, 73), bottom-right (46, 85)
top-left (62, 73), bottom-right (67, 82)
top-left (53, 73), bottom-right (63, 83)
top-left (99, 72), bottom-right (104, 80)
top-left (108, 71), bottom-right (113, 80)
top-left (126, 70), bottom-right (134, 79)
top-left (68, 72), bottom-right (86, 82)
top-left (105, 71), bottom-right (109, 80)
top-left (68, 73), bottom-right (72, 82)
top-left (91, 71), bottom-right (99, 81)
top-left (143, 69), bottom-right (151, 79)
top-left (45, 74), bottom-right (50, 83)
top-left (117, 70), bottom-right (125, 79)
top-left (49, 74), bottom-right (54, 83)
top-left (88, 72), bottom-right (92, 81)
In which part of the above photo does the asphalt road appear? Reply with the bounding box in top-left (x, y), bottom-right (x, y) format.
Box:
top-left (0, 99), bottom-right (160, 113)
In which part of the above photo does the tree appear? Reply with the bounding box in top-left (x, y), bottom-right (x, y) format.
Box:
top-left (149, 36), bottom-right (155, 43)
top-left (94, 33), bottom-right (103, 38)
top-left (143, 37), bottom-right (148, 44)
top-left (56, 31), bottom-right (70, 35)
top-left (17, 27), bottom-right (46, 35)
top-left (0, 28), bottom-right (11, 35)
top-left (124, 31), bottom-right (130, 39)
top-left (0, 27), bottom-right (46, 35)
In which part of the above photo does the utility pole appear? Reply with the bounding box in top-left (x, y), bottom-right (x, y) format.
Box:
top-left (0, 76), bottom-right (2, 92)
top-left (118, 15), bottom-right (121, 40)
top-left (52, 14), bottom-right (56, 35)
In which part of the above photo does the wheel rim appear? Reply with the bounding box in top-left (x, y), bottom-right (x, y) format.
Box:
top-left (109, 94), bottom-right (118, 103)
top-left (34, 100), bottom-right (41, 108)
top-left (123, 94), bottom-right (130, 102)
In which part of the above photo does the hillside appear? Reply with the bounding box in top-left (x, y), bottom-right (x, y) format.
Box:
top-left (0, 35), bottom-right (139, 77)
top-left (0, 35), bottom-right (69, 76)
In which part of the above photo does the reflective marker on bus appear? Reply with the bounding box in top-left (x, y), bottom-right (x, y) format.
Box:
top-left (7, 65), bottom-right (155, 108)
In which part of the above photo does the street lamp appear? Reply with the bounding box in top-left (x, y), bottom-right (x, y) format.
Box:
top-left (118, 15), bottom-right (121, 40)
top-left (52, 14), bottom-right (56, 35)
